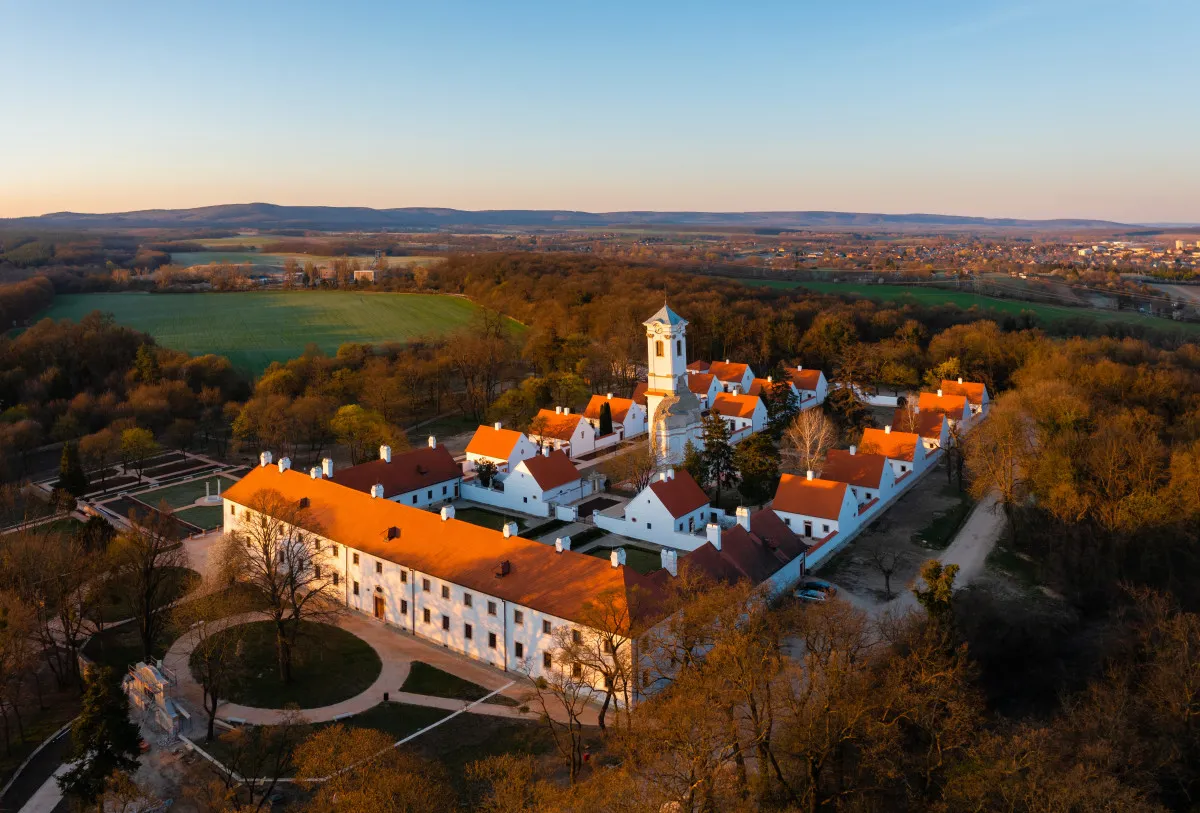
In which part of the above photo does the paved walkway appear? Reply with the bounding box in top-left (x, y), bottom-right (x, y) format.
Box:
top-left (533, 521), bottom-right (590, 546)
top-left (18, 763), bottom-right (69, 813)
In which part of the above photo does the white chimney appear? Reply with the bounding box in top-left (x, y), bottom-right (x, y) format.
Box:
top-left (736, 506), bottom-right (751, 531)
top-left (806, 470), bottom-right (814, 481)
top-left (502, 521), bottom-right (518, 538)
top-left (610, 548), bottom-right (626, 568)
top-left (322, 457), bottom-right (334, 478)
top-left (849, 445), bottom-right (857, 456)
top-left (563, 407), bottom-right (570, 415)
top-left (259, 451), bottom-right (273, 467)
top-left (494, 421), bottom-right (502, 431)
top-left (958, 377), bottom-right (963, 384)
top-left (724, 358), bottom-right (730, 363)
top-left (542, 445), bottom-right (551, 457)
top-left (797, 364), bottom-right (803, 371)
top-left (440, 505), bottom-right (455, 521)
top-left (666, 467), bottom-right (675, 480)
top-left (309, 467), bottom-right (321, 479)
top-left (606, 392), bottom-right (613, 399)
top-left (937, 389), bottom-right (943, 397)
top-left (767, 375), bottom-right (773, 383)
top-left (278, 457), bottom-right (291, 473)
top-left (885, 425), bottom-right (892, 434)
top-left (659, 471), bottom-right (669, 482)
top-left (555, 535), bottom-right (572, 553)
top-left (427, 436), bottom-right (436, 449)
top-left (706, 523), bottom-right (722, 550)
top-left (380, 445), bottom-right (391, 463)
top-left (555, 406), bottom-right (563, 414)
top-left (370, 484), bottom-right (384, 499)
top-left (660, 548), bottom-right (678, 577)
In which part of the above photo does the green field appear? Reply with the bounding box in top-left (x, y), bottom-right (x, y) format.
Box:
top-left (132, 475), bottom-right (239, 509)
top-left (170, 250), bottom-right (440, 269)
top-left (745, 279), bottom-right (1200, 336)
top-left (40, 291), bottom-right (516, 374)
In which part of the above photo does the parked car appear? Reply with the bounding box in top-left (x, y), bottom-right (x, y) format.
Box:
top-left (795, 588), bottom-right (827, 603)
top-left (800, 578), bottom-right (837, 596)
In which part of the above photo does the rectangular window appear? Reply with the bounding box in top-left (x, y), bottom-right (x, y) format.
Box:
top-left (229, 504), bottom-right (235, 515)
top-left (442, 615), bottom-right (449, 631)
top-left (464, 623), bottom-right (472, 640)
top-left (514, 642), bottom-right (524, 658)
top-left (572, 630), bottom-right (582, 645)
top-left (542, 620), bottom-right (551, 635)
top-left (422, 578), bottom-right (431, 592)
top-left (442, 485), bottom-right (447, 495)
top-left (331, 544), bottom-right (339, 556)
top-left (441, 585), bottom-right (450, 600)
top-left (412, 494), bottom-right (418, 504)
top-left (314, 564), bottom-right (321, 579)
top-left (514, 610), bottom-right (524, 625)
top-left (676, 339), bottom-right (682, 356)
top-left (543, 652), bottom-right (553, 669)
top-left (488, 632), bottom-right (497, 649)
top-left (353, 553), bottom-right (360, 566)
top-left (375, 561), bottom-right (383, 575)
top-left (400, 599), bottom-right (408, 615)
top-left (332, 572), bottom-right (339, 586)
top-left (572, 662), bottom-right (582, 678)
top-left (463, 593), bottom-right (472, 608)
top-left (353, 581), bottom-right (360, 596)
top-left (400, 570), bottom-right (408, 583)
top-left (822, 524), bottom-right (830, 534)
top-left (488, 601), bottom-right (497, 616)
top-left (423, 608), bottom-right (431, 624)
top-left (427, 490), bottom-right (432, 499)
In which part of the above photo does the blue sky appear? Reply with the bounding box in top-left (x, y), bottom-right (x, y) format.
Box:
top-left (2, 0), bottom-right (1197, 222)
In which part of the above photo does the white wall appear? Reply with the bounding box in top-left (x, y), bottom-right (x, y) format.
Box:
top-left (459, 481), bottom-right (552, 517)
top-left (465, 434), bottom-right (540, 473)
top-left (392, 477), bottom-right (461, 509)
top-left (593, 512), bottom-right (710, 552)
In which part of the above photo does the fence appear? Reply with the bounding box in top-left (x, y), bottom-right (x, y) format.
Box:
top-left (459, 482), bottom-right (551, 518)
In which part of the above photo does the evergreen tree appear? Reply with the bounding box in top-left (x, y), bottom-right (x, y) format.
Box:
top-left (598, 401), bottom-right (613, 436)
top-left (133, 344), bottom-right (159, 384)
top-left (681, 439), bottom-right (707, 488)
top-left (761, 374), bottom-right (800, 441)
top-left (700, 414), bottom-right (738, 506)
top-left (56, 441), bottom-right (89, 498)
top-left (59, 667), bottom-right (141, 805)
top-left (733, 433), bottom-right (781, 506)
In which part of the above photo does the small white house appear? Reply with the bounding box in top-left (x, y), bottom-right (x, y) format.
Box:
top-left (789, 367), bottom-right (829, 409)
top-left (583, 394), bottom-right (647, 439)
top-left (693, 360), bottom-right (756, 394)
top-left (330, 438), bottom-right (462, 508)
top-left (596, 469), bottom-right (719, 549)
top-left (771, 471), bottom-right (861, 542)
top-left (748, 376), bottom-right (801, 402)
top-left (819, 447), bottom-right (898, 519)
top-left (859, 426), bottom-right (930, 481)
top-left (465, 423), bottom-right (539, 474)
top-left (686, 373), bottom-right (721, 408)
top-left (527, 407), bottom-right (598, 460)
top-left (940, 378), bottom-right (990, 423)
top-left (505, 449), bottom-right (589, 507)
top-left (710, 392), bottom-right (767, 441)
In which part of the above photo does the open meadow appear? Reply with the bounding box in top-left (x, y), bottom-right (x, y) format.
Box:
top-left (39, 291), bottom-right (517, 374)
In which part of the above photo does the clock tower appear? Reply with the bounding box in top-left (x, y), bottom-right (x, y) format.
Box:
top-left (642, 304), bottom-right (704, 463)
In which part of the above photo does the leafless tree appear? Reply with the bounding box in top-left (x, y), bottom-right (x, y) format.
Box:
top-left (521, 654), bottom-right (592, 783)
top-left (171, 585), bottom-right (253, 742)
top-left (869, 546), bottom-right (900, 600)
top-left (782, 408), bottom-right (836, 474)
top-left (108, 506), bottom-right (188, 659)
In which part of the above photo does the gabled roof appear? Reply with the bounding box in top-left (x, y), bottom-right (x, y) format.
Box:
top-left (647, 470), bottom-right (710, 518)
top-left (632, 381), bottom-right (648, 407)
top-left (941, 379), bottom-right (988, 406)
top-left (518, 450), bottom-right (581, 492)
top-left (917, 391), bottom-right (968, 421)
top-left (465, 425), bottom-right (525, 460)
top-left (682, 510), bottom-right (807, 586)
top-left (686, 360), bottom-right (711, 373)
top-left (687, 373), bottom-right (716, 396)
top-left (707, 361), bottom-right (751, 384)
top-left (583, 395), bottom-right (636, 424)
top-left (223, 465), bottom-right (661, 627)
top-left (331, 444), bottom-right (460, 498)
top-left (747, 377), bottom-right (795, 397)
top-left (529, 409), bottom-right (586, 442)
top-left (820, 449), bottom-right (889, 489)
top-left (643, 304), bottom-right (688, 328)
top-left (711, 392), bottom-right (763, 420)
top-left (860, 427), bottom-right (921, 462)
top-left (892, 408), bottom-right (948, 441)
top-left (790, 368), bottom-right (824, 391)
top-left (772, 474), bottom-right (849, 520)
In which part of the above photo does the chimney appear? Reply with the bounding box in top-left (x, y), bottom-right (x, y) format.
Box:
top-left (958, 377), bottom-right (963, 384)
top-left (502, 521), bottom-right (518, 538)
top-left (427, 436), bottom-right (436, 449)
top-left (937, 388), bottom-right (943, 397)
top-left (495, 560), bottom-right (511, 577)
top-left (724, 358), bottom-right (730, 363)
top-left (380, 445), bottom-right (391, 463)
top-left (736, 506), bottom-right (751, 531)
top-left (885, 425), bottom-right (892, 434)
top-left (386, 526), bottom-right (400, 539)
top-left (542, 445), bottom-right (551, 457)
top-left (563, 407), bottom-right (571, 415)
top-left (440, 505), bottom-right (455, 521)
top-left (309, 467), bottom-right (321, 479)
top-left (259, 451), bottom-right (273, 468)
top-left (767, 375), bottom-right (773, 383)
top-left (659, 471), bottom-right (669, 482)
top-left (660, 548), bottom-right (678, 577)
top-left (606, 392), bottom-right (613, 399)
top-left (610, 548), bottom-right (627, 568)
top-left (370, 484), bottom-right (384, 499)
top-left (706, 523), bottom-right (722, 550)
top-left (278, 457), bottom-right (291, 473)
top-left (806, 470), bottom-right (815, 481)
top-left (849, 445), bottom-right (857, 456)
top-left (732, 385), bottom-right (741, 396)
top-left (555, 406), bottom-right (563, 414)
top-left (797, 364), bottom-right (803, 371)
top-left (555, 535), bottom-right (572, 553)
top-left (494, 421), bottom-right (502, 431)
top-left (666, 467), bottom-right (675, 480)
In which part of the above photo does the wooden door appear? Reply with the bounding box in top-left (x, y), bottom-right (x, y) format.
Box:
top-left (373, 596), bottom-right (385, 620)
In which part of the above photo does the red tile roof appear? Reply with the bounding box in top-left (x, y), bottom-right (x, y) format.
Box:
top-left (711, 392), bottom-right (762, 420)
top-left (632, 381), bottom-right (648, 407)
top-left (583, 395), bottom-right (635, 424)
top-left (223, 465), bottom-right (659, 626)
top-left (687, 373), bottom-right (716, 396)
top-left (941, 380), bottom-right (988, 406)
top-left (747, 377), bottom-right (794, 396)
top-left (518, 450), bottom-right (581, 492)
top-left (682, 510), bottom-right (808, 586)
top-left (686, 361), bottom-right (711, 373)
top-left (917, 392), bottom-right (968, 421)
top-left (790, 368), bottom-right (823, 391)
top-left (860, 427), bottom-right (921, 462)
top-left (772, 474), bottom-right (849, 520)
top-left (529, 409), bottom-right (585, 442)
top-left (820, 449), bottom-right (888, 489)
top-left (331, 445), bottom-right (460, 499)
top-left (707, 361), bottom-right (751, 384)
top-left (465, 426), bottom-right (525, 460)
top-left (647, 470), bottom-right (710, 518)
top-left (904, 409), bottom-right (948, 441)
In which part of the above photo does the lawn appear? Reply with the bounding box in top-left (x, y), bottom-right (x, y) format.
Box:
top-left (39, 292), bottom-right (520, 375)
top-left (173, 503), bottom-right (226, 530)
top-left (744, 279), bottom-right (1200, 337)
top-left (454, 507), bottom-right (528, 532)
top-left (132, 474), bottom-right (239, 509)
top-left (586, 544), bottom-right (663, 574)
top-left (400, 661), bottom-right (520, 707)
top-left (911, 485), bottom-right (976, 550)
top-left (195, 620), bottom-right (382, 709)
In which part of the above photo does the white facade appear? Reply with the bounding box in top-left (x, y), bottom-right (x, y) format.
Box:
top-left (772, 485), bottom-right (861, 543)
top-left (584, 394), bottom-right (648, 440)
top-left (394, 478), bottom-right (461, 508)
top-left (528, 410), bottom-right (598, 460)
top-left (464, 425), bottom-right (540, 474)
top-left (643, 307), bottom-right (705, 464)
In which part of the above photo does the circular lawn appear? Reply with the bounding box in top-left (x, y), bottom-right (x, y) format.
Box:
top-left (191, 620), bottom-right (382, 709)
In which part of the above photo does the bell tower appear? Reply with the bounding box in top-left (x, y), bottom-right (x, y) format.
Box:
top-left (642, 304), bottom-right (704, 464)
top-left (644, 304), bottom-right (688, 394)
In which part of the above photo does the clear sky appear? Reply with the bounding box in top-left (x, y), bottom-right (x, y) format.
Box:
top-left (2, 0), bottom-right (1198, 222)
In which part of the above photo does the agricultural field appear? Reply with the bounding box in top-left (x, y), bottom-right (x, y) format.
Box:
top-left (39, 291), bottom-right (519, 374)
top-left (745, 279), bottom-right (1200, 337)
top-left (169, 250), bottom-right (441, 270)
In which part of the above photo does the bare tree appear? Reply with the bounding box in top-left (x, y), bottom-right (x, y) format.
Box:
top-left (782, 408), bottom-right (836, 474)
top-left (869, 546), bottom-right (900, 599)
top-left (108, 506), bottom-right (188, 659)
top-left (171, 585), bottom-right (253, 742)
top-left (211, 709), bottom-right (308, 810)
top-left (217, 489), bottom-right (343, 683)
top-left (521, 655), bottom-right (592, 784)
top-left (551, 587), bottom-right (641, 733)
top-left (965, 396), bottom-right (1031, 542)
top-left (600, 443), bottom-right (663, 493)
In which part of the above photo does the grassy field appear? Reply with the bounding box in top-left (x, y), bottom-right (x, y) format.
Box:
top-left (132, 474), bottom-right (239, 509)
top-left (40, 291), bottom-right (515, 374)
top-left (170, 250), bottom-right (441, 269)
top-left (745, 279), bottom-right (1200, 336)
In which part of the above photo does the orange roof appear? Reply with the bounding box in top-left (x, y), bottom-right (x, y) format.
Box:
top-left (820, 449), bottom-right (888, 489)
top-left (941, 379), bottom-right (988, 406)
top-left (529, 409), bottom-right (585, 442)
top-left (747, 378), bottom-right (795, 396)
top-left (707, 361), bottom-right (750, 383)
top-left (465, 425), bottom-right (524, 460)
top-left (223, 465), bottom-right (658, 626)
top-left (711, 392), bottom-right (762, 420)
top-left (790, 368), bottom-right (823, 391)
top-left (518, 450), bottom-right (581, 491)
top-left (860, 427), bottom-right (920, 462)
top-left (892, 408), bottom-right (948, 441)
top-left (686, 361), bottom-right (710, 373)
top-left (687, 373), bottom-right (716, 395)
top-left (772, 474), bottom-right (849, 520)
top-left (647, 470), bottom-right (710, 518)
top-left (631, 381), bottom-right (648, 406)
top-left (583, 395), bottom-right (635, 424)
top-left (331, 445), bottom-right (460, 498)
top-left (917, 392), bottom-right (967, 421)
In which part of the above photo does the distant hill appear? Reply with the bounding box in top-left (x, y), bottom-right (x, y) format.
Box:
top-left (0, 203), bottom-right (1133, 232)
